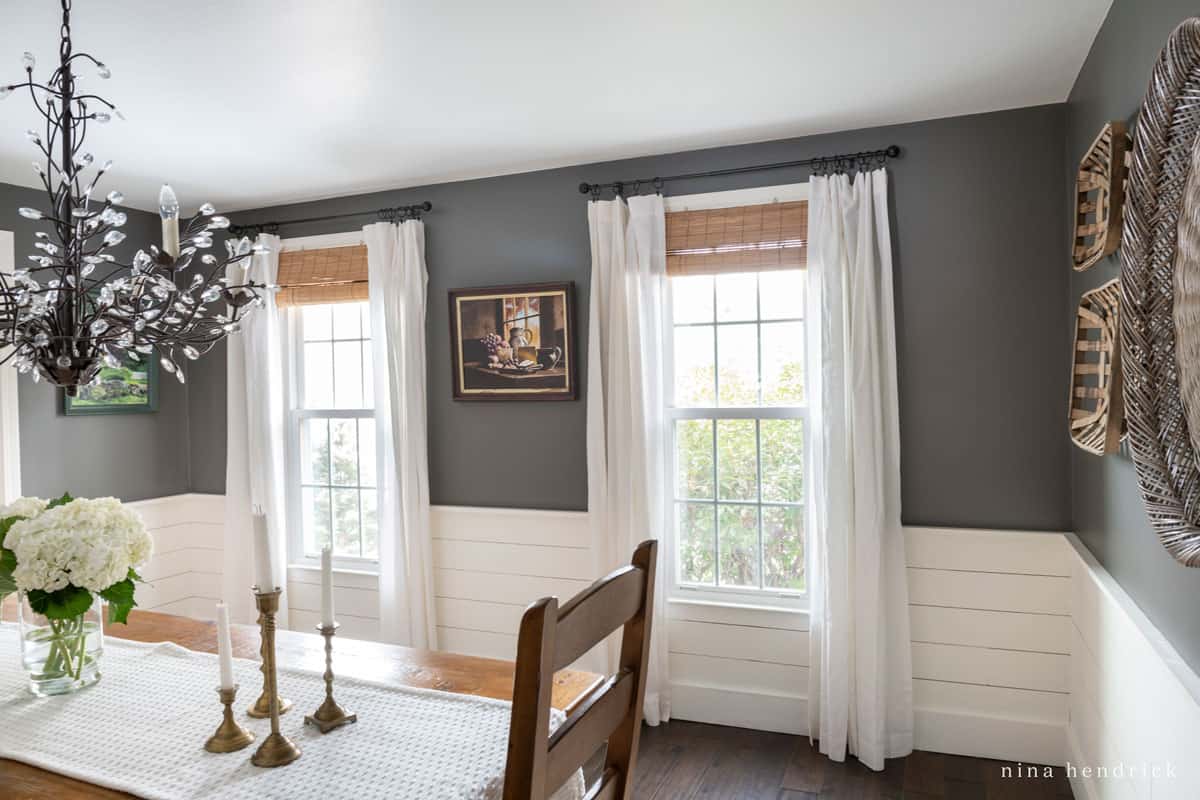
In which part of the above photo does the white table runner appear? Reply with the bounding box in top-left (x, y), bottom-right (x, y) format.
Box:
top-left (0, 624), bottom-right (583, 800)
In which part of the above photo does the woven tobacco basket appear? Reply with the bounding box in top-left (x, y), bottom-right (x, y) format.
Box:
top-left (1121, 17), bottom-right (1200, 566)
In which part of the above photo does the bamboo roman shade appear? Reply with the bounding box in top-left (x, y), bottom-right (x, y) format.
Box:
top-left (275, 245), bottom-right (369, 308)
top-left (665, 200), bottom-right (808, 275)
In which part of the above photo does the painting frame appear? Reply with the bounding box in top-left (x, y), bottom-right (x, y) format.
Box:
top-left (62, 350), bottom-right (159, 416)
top-left (448, 281), bottom-right (577, 401)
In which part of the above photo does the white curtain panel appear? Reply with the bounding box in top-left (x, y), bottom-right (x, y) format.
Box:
top-left (585, 194), bottom-right (671, 725)
top-left (0, 230), bottom-right (19, 504)
top-left (223, 233), bottom-right (289, 625)
top-left (364, 221), bottom-right (435, 648)
top-left (805, 169), bottom-right (913, 770)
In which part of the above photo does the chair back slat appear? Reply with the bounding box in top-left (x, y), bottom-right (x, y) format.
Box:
top-left (544, 671), bottom-right (634, 792)
top-left (553, 566), bottom-right (646, 672)
top-left (503, 540), bottom-right (657, 800)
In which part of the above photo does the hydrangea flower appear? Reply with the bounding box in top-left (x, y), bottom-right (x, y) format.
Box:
top-left (3, 496), bottom-right (152, 594)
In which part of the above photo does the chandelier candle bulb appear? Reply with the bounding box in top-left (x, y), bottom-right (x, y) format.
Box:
top-left (158, 184), bottom-right (180, 258)
top-left (320, 545), bottom-right (334, 628)
top-left (216, 603), bottom-right (234, 691)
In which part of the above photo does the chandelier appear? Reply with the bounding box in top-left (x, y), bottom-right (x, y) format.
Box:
top-left (0, 0), bottom-right (268, 394)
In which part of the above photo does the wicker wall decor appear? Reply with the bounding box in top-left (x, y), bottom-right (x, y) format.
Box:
top-left (1070, 279), bottom-right (1124, 455)
top-left (1120, 18), bottom-right (1200, 567)
top-left (1073, 121), bottom-right (1129, 272)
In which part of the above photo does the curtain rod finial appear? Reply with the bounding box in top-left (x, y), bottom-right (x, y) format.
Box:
top-left (886, 145), bottom-right (900, 158)
top-left (578, 182), bottom-right (593, 195)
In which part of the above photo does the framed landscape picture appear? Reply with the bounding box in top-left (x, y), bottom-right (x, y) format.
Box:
top-left (449, 281), bottom-right (576, 400)
top-left (63, 351), bottom-right (158, 415)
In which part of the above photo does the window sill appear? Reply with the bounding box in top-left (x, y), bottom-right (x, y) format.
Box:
top-left (667, 596), bottom-right (809, 629)
top-left (668, 596), bottom-right (807, 615)
top-left (286, 563), bottom-right (379, 591)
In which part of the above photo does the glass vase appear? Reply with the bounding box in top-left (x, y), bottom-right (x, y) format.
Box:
top-left (17, 591), bottom-right (104, 696)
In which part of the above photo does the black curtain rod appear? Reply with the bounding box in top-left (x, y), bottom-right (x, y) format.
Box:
top-left (578, 145), bottom-right (901, 198)
top-left (228, 201), bottom-right (433, 237)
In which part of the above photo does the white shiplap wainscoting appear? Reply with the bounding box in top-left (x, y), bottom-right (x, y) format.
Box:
top-left (905, 527), bottom-right (1072, 765)
top-left (286, 505), bottom-right (595, 662)
top-left (1066, 534), bottom-right (1200, 800)
top-left (666, 526), bottom-right (1074, 768)
top-left (126, 493), bottom-right (224, 621)
top-left (122, 494), bottom-right (1200, 786)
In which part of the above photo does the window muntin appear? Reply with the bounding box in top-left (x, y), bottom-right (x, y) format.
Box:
top-left (669, 270), bottom-right (806, 603)
top-left (291, 301), bottom-right (378, 563)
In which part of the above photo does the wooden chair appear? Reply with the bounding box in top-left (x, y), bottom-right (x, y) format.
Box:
top-left (503, 539), bottom-right (658, 800)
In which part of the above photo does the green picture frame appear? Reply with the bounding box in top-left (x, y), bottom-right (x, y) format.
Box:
top-left (62, 351), bottom-right (159, 415)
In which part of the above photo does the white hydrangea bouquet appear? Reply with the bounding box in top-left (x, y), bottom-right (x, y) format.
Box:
top-left (0, 494), bottom-right (152, 693)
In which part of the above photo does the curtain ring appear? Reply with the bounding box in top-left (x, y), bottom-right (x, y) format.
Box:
top-left (653, 177), bottom-right (664, 195)
top-left (590, 184), bottom-right (602, 201)
top-left (633, 179), bottom-right (642, 195)
top-left (613, 181), bottom-right (624, 198)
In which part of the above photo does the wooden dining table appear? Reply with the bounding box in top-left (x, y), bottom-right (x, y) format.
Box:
top-left (0, 608), bottom-right (603, 800)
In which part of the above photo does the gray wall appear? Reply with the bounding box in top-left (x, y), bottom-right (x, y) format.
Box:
top-left (0, 182), bottom-right (191, 501)
top-left (1067, 0), bottom-right (1200, 675)
top-left (194, 104), bottom-right (1071, 525)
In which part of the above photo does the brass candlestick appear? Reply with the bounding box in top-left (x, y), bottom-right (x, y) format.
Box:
top-left (204, 685), bottom-right (255, 753)
top-left (248, 586), bottom-right (293, 719)
top-left (249, 587), bottom-right (301, 768)
top-left (304, 623), bottom-right (357, 733)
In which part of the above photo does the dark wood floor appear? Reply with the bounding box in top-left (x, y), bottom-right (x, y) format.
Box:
top-left (631, 721), bottom-right (1073, 799)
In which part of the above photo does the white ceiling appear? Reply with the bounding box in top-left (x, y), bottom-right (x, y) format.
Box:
top-left (0, 0), bottom-right (1111, 213)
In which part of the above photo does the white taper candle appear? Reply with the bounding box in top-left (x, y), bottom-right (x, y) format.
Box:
top-left (216, 603), bottom-right (234, 690)
top-left (252, 513), bottom-right (274, 591)
top-left (320, 545), bottom-right (335, 628)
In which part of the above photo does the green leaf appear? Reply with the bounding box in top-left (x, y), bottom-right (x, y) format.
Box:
top-left (100, 572), bottom-right (138, 625)
top-left (0, 546), bottom-right (16, 602)
top-left (26, 584), bottom-right (93, 620)
top-left (47, 492), bottom-right (73, 510)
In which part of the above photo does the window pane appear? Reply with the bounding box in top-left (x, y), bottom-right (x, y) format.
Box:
top-left (302, 305), bottom-right (332, 341)
top-left (759, 270), bottom-right (804, 321)
top-left (330, 418), bottom-right (358, 486)
top-left (717, 323), bottom-right (758, 406)
top-left (331, 303), bottom-right (361, 339)
top-left (677, 502), bottom-right (715, 585)
top-left (716, 273), bottom-right (757, 322)
top-left (718, 504), bottom-right (759, 588)
top-left (332, 488), bottom-right (361, 557)
top-left (674, 325), bottom-right (715, 407)
top-left (332, 340), bottom-right (364, 409)
top-left (361, 340), bottom-right (375, 408)
top-left (358, 417), bottom-right (377, 488)
top-left (761, 419), bottom-right (803, 503)
top-left (675, 419), bottom-right (714, 500)
top-left (361, 489), bottom-right (379, 560)
top-left (301, 486), bottom-right (331, 555)
top-left (672, 276), bottom-right (714, 324)
top-left (761, 321), bottom-right (804, 406)
top-left (359, 301), bottom-right (372, 339)
top-left (763, 506), bottom-right (804, 591)
top-left (717, 419), bottom-right (757, 501)
top-left (300, 418), bottom-right (330, 484)
top-left (303, 342), bottom-right (333, 408)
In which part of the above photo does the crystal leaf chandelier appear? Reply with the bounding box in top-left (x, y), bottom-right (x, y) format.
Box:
top-left (0, 0), bottom-right (268, 394)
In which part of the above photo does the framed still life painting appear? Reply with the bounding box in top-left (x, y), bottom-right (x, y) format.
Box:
top-left (449, 281), bottom-right (576, 400)
top-left (63, 351), bottom-right (158, 415)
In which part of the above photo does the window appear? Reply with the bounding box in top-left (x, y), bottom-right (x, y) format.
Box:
top-left (666, 186), bottom-right (808, 606)
top-left (288, 300), bottom-right (379, 566)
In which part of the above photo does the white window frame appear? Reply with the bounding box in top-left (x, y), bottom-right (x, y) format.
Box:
top-left (663, 182), bottom-right (810, 610)
top-left (281, 230), bottom-right (380, 573)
